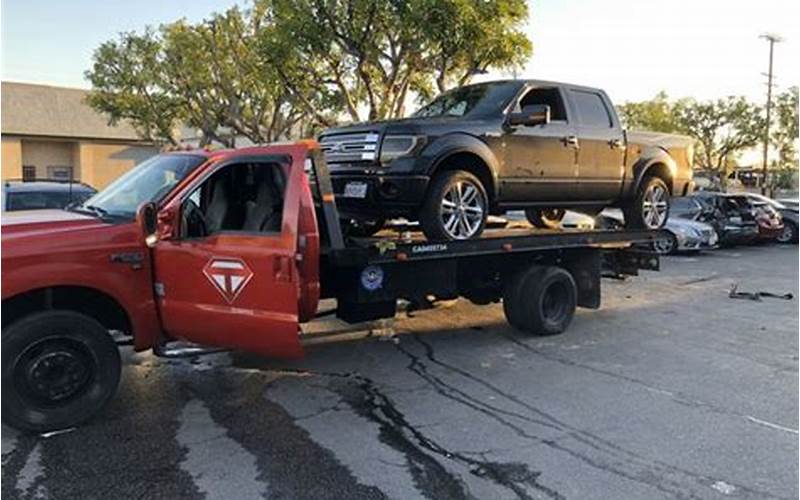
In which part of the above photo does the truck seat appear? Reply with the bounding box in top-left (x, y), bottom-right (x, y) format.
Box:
top-left (205, 179), bottom-right (230, 233)
top-left (243, 171), bottom-right (282, 232)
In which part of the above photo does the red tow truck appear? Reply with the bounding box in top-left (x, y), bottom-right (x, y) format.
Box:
top-left (1, 141), bottom-right (660, 432)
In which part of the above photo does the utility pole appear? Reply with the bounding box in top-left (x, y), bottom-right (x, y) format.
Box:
top-left (760, 33), bottom-right (782, 195)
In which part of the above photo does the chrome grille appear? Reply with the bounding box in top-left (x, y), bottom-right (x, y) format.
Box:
top-left (319, 132), bottom-right (380, 163)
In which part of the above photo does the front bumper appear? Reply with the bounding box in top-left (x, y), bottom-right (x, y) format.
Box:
top-left (330, 172), bottom-right (430, 219)
top-left (757, 224), bottom-right (784, 240)
top-left (674, 230), bottom-right (718, 252)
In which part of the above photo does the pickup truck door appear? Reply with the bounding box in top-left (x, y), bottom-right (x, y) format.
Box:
top-left (566, 89), bottom-right (625, 200)
top-left (502, 86), bottom-right (578, 202)
top-left (152, 153), bottom-right (305, 358)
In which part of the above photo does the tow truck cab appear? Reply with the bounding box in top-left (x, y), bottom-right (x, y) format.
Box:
top-left (1, 141), bottom-right (660, 433)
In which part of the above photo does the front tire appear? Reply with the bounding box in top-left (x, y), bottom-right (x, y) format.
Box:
top-left (776, 220), bottom-right (797, 244)
top-left (653, 231), bottom-right (678, 254)
top-left (525, 208), bottom-right (566, 229)
top-left (624, 176), bottom-right (670, 229)
top-left (2, 311), bottom-right (121, 433)
top-left (420, 170), bottom-right (488, 241)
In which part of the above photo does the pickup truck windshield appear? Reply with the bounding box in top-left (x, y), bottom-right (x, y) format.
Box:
top-left (412, 82), bottom-right (518, 118)
top-left (80, 154), bottom-right (205, 218)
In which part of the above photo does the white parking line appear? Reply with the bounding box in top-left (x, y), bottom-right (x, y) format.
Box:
top-left (16, 442), bottom-right (47, 499)
top-left (1, 426), bottom-right (19, 466)
top-left (177, 399), bottom-right (267, 500)
top-left (745, 416), bottom-right (799, 435)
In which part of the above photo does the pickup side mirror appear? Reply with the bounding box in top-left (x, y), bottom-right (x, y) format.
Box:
top-left (136, 202), bottom-right (159, 248)
top-left (508, 104), bottom-right (551, 127)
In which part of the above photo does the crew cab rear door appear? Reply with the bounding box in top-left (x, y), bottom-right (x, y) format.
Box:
top-left (566, 88), bottom-right (625, 200)
top-left (152, 150), bottom-right (307, 358)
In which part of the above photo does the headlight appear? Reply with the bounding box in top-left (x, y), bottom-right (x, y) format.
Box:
top-left (379, 135), bottom-right (426, 164)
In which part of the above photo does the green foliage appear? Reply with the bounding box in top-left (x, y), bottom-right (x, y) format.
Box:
top-left (772, 86), bottom-right (799, 169)
top-left (617, 92), bottom-right (683, 133)
top-left (619, 93), bottom-right (765, 175)
top-left (675, 96), bottom-right (765, 172)
top-left (85, 29), bottom-right (183, 144)
top-left (86, 0), bottom-right (533, 143)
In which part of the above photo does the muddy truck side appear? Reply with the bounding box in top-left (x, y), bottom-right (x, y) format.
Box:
top-left (1, 141), bottom-right (661, 433)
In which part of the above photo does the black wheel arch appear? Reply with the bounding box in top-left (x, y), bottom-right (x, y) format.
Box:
top-left (2, 286), bottom-right (132, 335)
top-left (422, 133), bottom-right (500, 205)
top-left (629, 150), bottom-right (677, 198)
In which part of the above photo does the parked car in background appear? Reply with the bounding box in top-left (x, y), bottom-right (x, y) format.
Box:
top-left (320, 79), bottom-right (694, 241)
top-left (1, 180), bottom-right (96, 212)
top-left (597, 207), bottom-right (717, 254)
top-left (689, 192), bottom-right (759, 246)
top-left (742, 193), bottom-right (797, 244)
top-left (777, 198), bottom-right (799, 210)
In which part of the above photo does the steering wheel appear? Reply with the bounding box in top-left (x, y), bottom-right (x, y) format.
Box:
top-left (183, 199), bottom-right (208, 237)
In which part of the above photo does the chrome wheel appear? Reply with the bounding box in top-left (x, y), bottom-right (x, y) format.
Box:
top-left (776, 223), bottom-right (795, 243)
top-left (441, 180), bottom-right (485, 239)
top-left (653, 233), bottom-right (676, 254)
top-left (642, 184), bottom-right (669, 228)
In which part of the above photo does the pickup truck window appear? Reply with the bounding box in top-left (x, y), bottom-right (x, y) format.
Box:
top-left (518, 87), bottom-right (568, 121)
top-left (569, 90), bottom-right (613, 128)
top-left (182, 162), bottom-right (285, 238)
top-left (412, 82), bottom-right (518, 118)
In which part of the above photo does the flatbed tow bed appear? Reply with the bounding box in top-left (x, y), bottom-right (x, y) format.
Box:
top-left (310, 147), bottom-right (661, 330)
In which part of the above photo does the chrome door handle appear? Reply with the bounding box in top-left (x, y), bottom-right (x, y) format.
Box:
top-left (562, 135), bottom-right (579, 148)
top-left (608, 138), bottom-right (624, 149)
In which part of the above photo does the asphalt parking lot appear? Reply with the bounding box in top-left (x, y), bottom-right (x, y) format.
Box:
top-left (2, 244), bottom-right (797, 500)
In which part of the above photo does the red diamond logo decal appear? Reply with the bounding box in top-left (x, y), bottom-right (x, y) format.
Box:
top-left (203, 257), bottom-right (253, 304)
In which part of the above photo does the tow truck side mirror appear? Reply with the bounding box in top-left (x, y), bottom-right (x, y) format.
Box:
top-left (136, 202), bottom-right (159, 248)
top-left (507, 104), bottom-right (551, 127)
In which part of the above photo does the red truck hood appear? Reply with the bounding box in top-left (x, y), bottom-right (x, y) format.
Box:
top-left (2, 209), bottom-right (108, 239)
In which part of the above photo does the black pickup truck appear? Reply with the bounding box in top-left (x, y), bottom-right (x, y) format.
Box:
top-left (320, 80), bottom-right (694, 240)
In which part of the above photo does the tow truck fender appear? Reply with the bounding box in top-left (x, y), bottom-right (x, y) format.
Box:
top-left (2, 262), bottom-right (162, 351)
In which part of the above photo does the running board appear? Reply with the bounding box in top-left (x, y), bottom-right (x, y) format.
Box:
top-left (153, 342), bottom-right (229, 358)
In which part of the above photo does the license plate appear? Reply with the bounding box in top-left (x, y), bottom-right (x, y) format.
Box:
top-left (343, 182), bottom-right (368, 199)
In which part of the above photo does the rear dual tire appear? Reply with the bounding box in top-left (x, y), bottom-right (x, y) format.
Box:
top-left (2, 311), bottom-right (121, 433)
top-left (503, 266), bottom-right (577, 336)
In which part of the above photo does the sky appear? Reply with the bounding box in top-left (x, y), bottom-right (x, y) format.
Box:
top-left (1, 0), bottom-right (798, 105)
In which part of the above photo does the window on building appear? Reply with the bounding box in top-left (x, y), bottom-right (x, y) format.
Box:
top-left (22, 165), bottom-right (36, 181)
top-left (47, 166), bottom-right (73, 181)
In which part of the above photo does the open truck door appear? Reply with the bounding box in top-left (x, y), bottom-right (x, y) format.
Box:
top-left (149, 145), bottom-right (312, 357)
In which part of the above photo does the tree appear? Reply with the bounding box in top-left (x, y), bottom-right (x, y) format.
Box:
top-left (676, 97), bottom-right (765, 175)
top-left (771, 86), bottom-right (799, 169)
top-left (258, 0), bottom-right (532, 122)
top-left (617, 91), bottom-right (684, 133)
top-left (85, 29), bottom-right (183, 144)
top-left (86, 0), bottom-right (533, 143)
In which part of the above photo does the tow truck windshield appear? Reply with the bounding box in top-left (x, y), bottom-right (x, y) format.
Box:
top-left (78, 154), bottom-right (205, 218)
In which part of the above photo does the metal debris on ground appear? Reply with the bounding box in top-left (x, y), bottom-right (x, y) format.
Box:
top-left (728, 284), bottom-right (794, 301)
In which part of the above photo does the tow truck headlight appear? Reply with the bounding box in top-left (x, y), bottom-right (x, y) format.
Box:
top-left (379, 135), bottom-right (426, 164)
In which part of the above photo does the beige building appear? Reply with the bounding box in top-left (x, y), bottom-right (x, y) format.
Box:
top-left (1, 82), bottom-right (158, 189)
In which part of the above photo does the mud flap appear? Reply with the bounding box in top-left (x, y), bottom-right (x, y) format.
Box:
top-left (563, 249), bottom-right (601, 309)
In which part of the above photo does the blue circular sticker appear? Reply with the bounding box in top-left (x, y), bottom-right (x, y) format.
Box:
top-left (360, 265), bottom-right (384, 291)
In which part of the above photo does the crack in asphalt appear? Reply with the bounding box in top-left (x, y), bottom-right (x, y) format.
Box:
top-left (265, 365), bottom-right (563, 500)
top-left (475, 332), bottom-right (792, 500)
